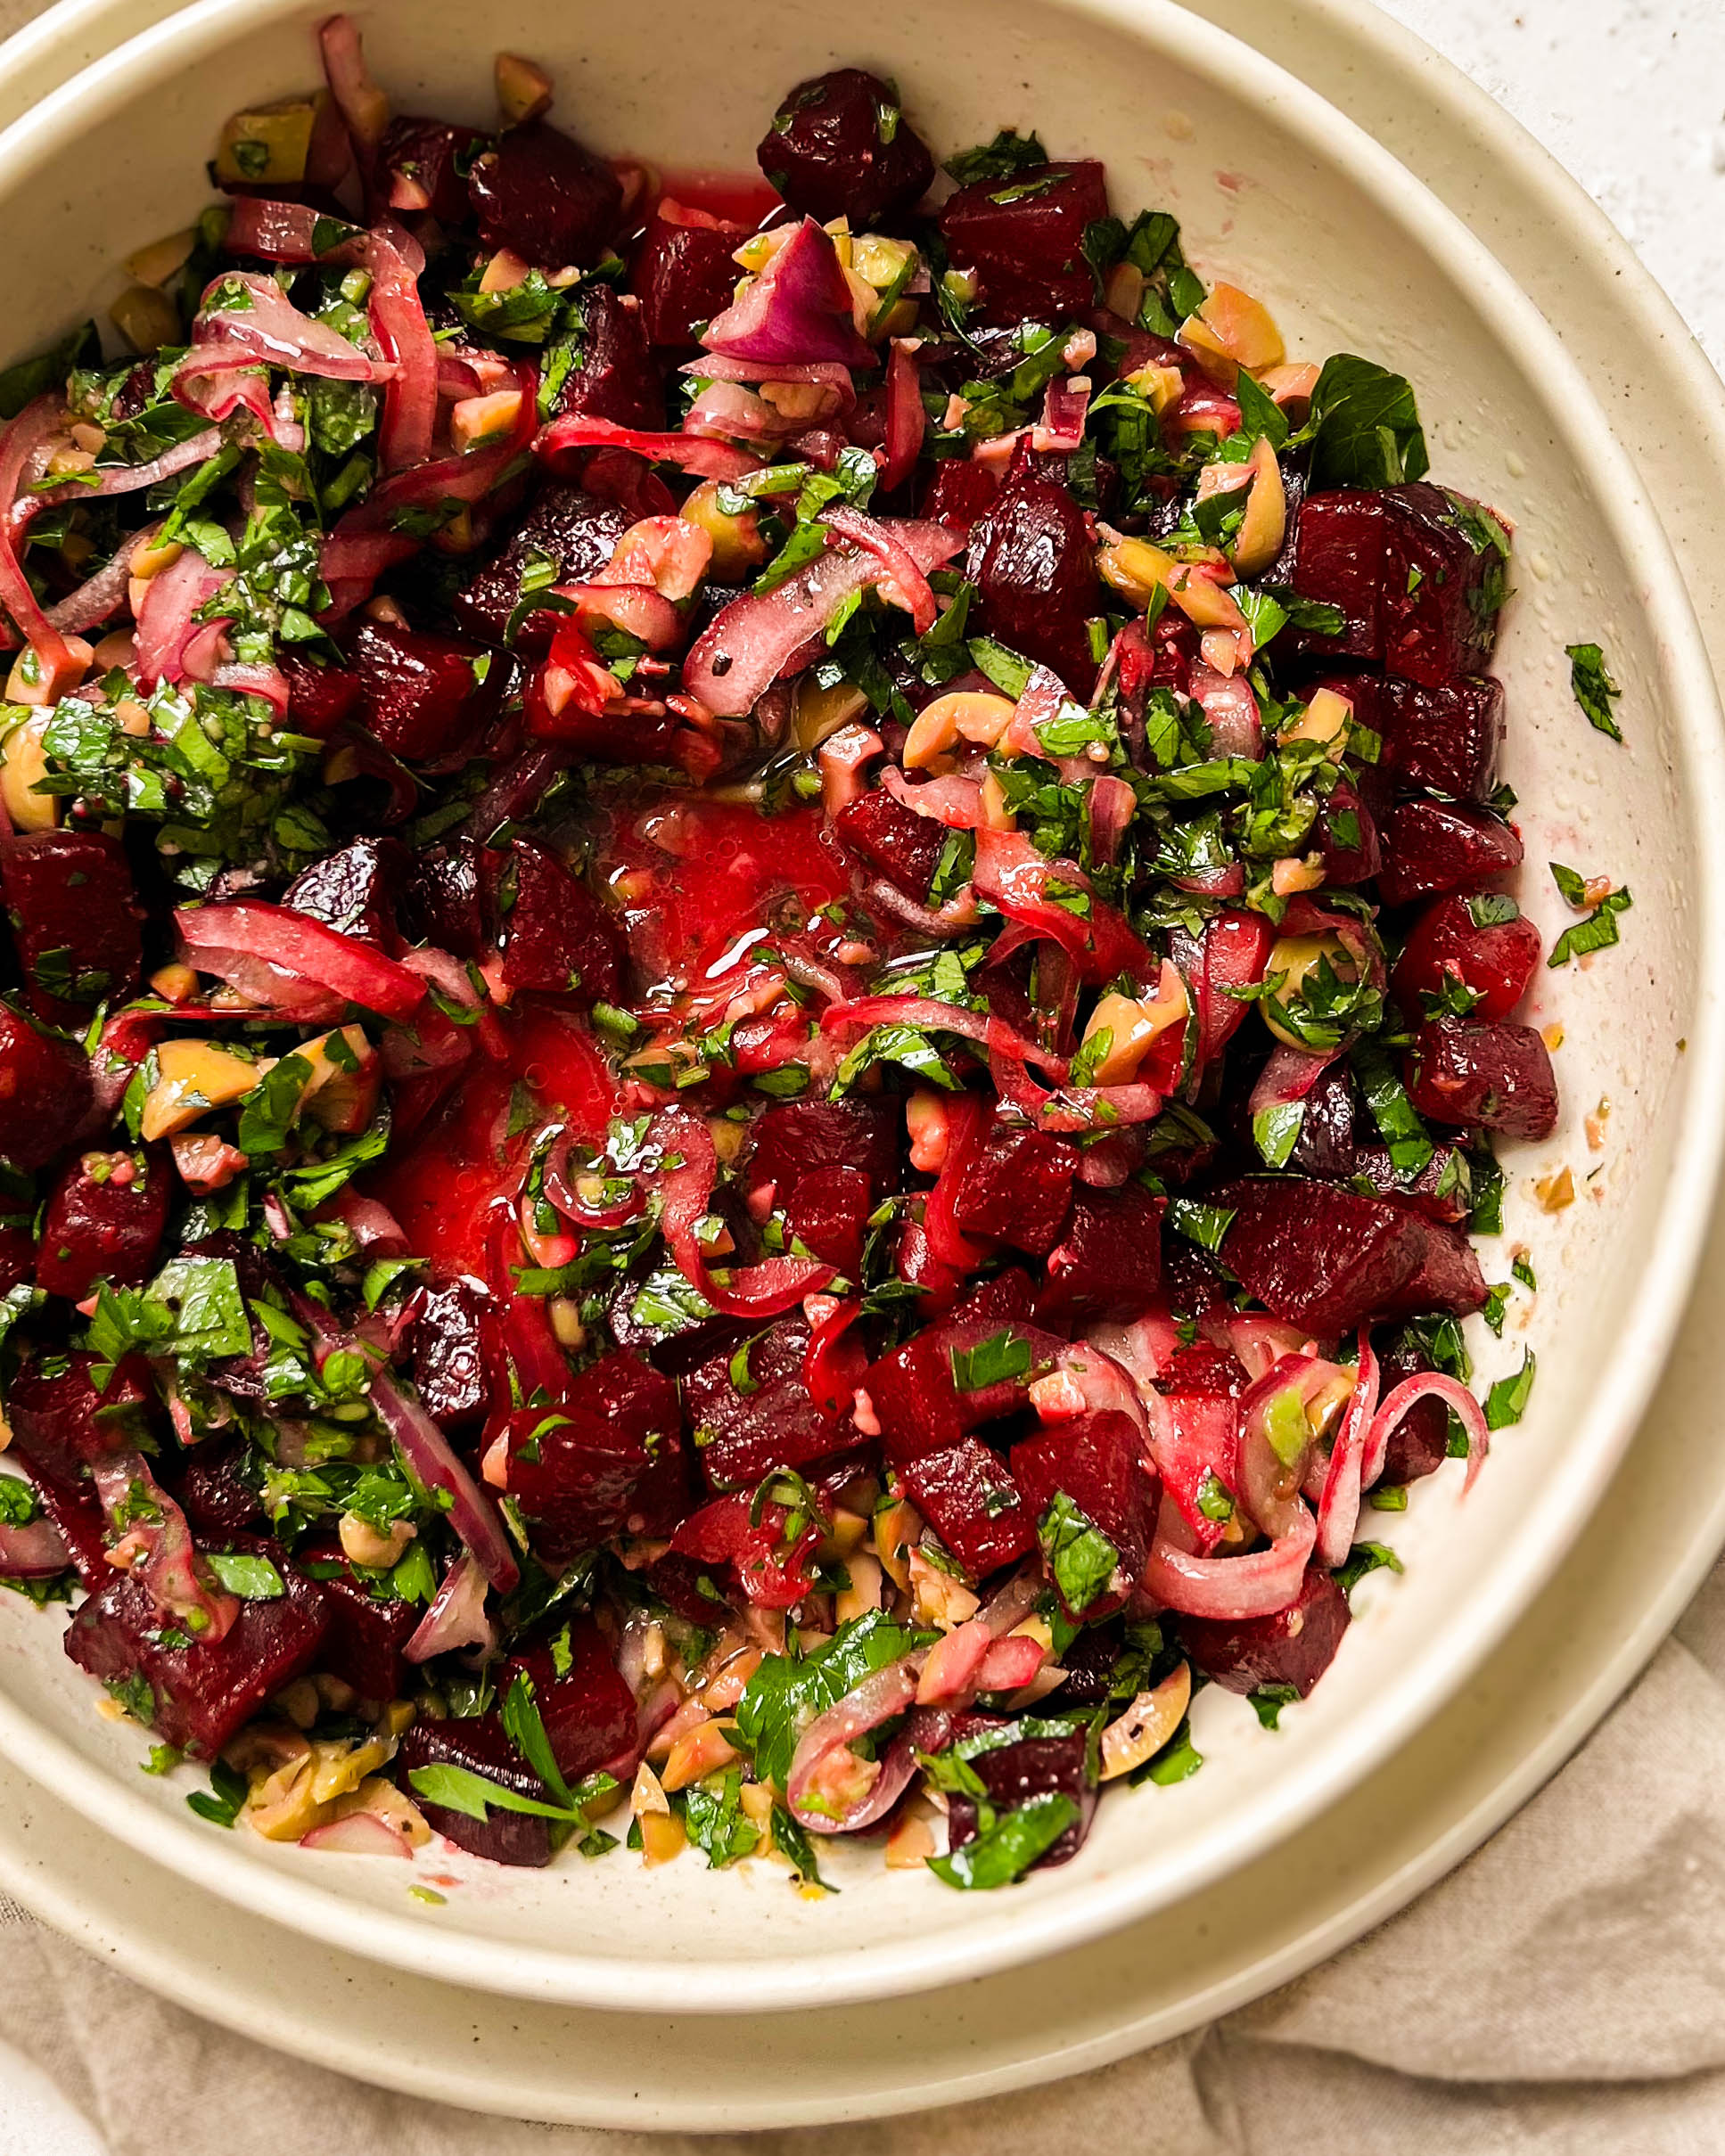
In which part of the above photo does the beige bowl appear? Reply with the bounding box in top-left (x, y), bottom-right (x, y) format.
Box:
top-left (0, 0), bottom-right (1718, 2016)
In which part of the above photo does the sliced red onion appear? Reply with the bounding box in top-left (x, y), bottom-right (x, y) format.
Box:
top-left (44, 538), bottom-right (144, 635)
top-left (536, 412), bottom-right (762, 482)
top-left (1363, 1371), bottom-right (1490, 1495)
top-left (1171, 862), bottom-right (1246, 898)
top-left (172, 350), bottom-right (295, 442)
top-left (221, 195), bottom-right (383, 268)
top-left (33, 431), bottom-right (222, 512)
top-left (191, 269), bottom-right (390, 381)
top-left (135, 545), bottom-right (227, 687)
top-left (1143, 1490), bottom-right (1317, 1619)
top-left (973, 825), bottom-right (1152, 985)
top-left (785, 1651), bottom-right (925, 1832)
top-left (821, 504), bottom-right (937, 634)
top-left (680, 353), bottom-right (858, 411)
top-left (318, 12), bottom-right (389, 158)
top-left (881, 339), bottom-right (925, 492)
top-left (175, 900), bottom-right (427, 1021)
top-left (1316, 1333), bottom-right (1380, 1568)
top-left (1088, 774), bottom-right (1137, 867)
top-left (916, 1615), bottom-right (993, 1706)
top-left (702, 217), bottom-right (872, 369)
top-left (683, 380), bottom-right (792, 446)
top-left (653, 1107), bottom-right (834, 1317)
top-left (1031, 373), bottom-right (1091, 453)
top-left (211, 659), bottom-right (291, 715)
top-left (1236, 1352), bottom-right (1344, 1541)
top-left (300, 1811), bottom-right (413, 1857)
top-left (1203, 1310), bottom-right (1312, 1382)
top-left (366, 229), bottom-right (438, 471)
top-left (820, 993), bottom-right (1070, 1079)
top-left (882, 765), bottom-right (983, 829)
top-left (0, 396), bottom-right (80, 669)
top-left (976, 1632), bottom-right (1047, 1692)
top-left (864, 880), bottom-right (978, 940)
top-left (90, 1453), bottom-right (241, 1642)
top-left (316, 1188), bottom-right (407, 1255)
top-left (683, 517), bottom-right (959, 717)
top-left (1247, 1040), bottom-right (1341, 1118)
top-left (550, 579), bottom-right (684, 651)
top-left (1190, 663), bottom-right (1261, 758)
top-left (404, 1551), bottom-right (497, 1662)
top-left (0, 1507), bottom-right (71, 1578)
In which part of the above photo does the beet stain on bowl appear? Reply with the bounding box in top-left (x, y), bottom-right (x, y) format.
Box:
top-left (0, 12), bottom-right (1608, 1903)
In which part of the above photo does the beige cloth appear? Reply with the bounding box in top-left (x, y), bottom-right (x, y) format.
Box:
top-left (9, 1585), bottom-right (1725, 2153)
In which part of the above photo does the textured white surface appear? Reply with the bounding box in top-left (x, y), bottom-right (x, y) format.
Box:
top-left (1375, 0), bottom-right (1725, 363)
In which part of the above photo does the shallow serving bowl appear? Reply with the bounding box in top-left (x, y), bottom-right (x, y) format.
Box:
top-left (0, 0), bottom-right (1717, 2016)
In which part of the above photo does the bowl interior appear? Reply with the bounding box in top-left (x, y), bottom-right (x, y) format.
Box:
top-left (0, 0), bottom-right (1716, 2013)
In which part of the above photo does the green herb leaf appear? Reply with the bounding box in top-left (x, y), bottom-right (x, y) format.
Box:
top-left (949, 1328), bottom-right (1032, 1394)
top-left (1484, 1349), bottom-right (1536, 1431)
top-left (1333, 1539), bottom-right (1404, 1603)
top-left (1308, 354), bottom-right (1430, 488)
top-left (734, 1609), bottom-right (935, 1791)
top-left (204, 1551), bottom-right (284, 1600)
top-left (927, 1791), bottom-right (1079, 1889)
top-left (1248, 1682), bottom-right (1301, 1730)
top-left (1565, 641), bottom-right (1622, 742)
top-left (1037, 1490), bottom-right (1120, 1614)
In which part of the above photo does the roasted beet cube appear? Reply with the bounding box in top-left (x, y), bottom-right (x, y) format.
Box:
top-left (835, 784), bottom-right (947, 899)
top-left (632, 200), bottom-right (751, 348)
top-left (1279, 1064), bottom-right (1359, 1180)
top-left (402, 839), bottom-right (485, 959)
top-left (940, 1709), bottom-right (1097, 1868)
top-left (866, 1310), bottom-right (1061, 1464)
top-left (1, 831), bottom-right (143, 1021)
top-left (743, 1096), bottom-right (900, 1209)
top-left (1374, 1214), bottom-right (1487, 1321)
top-left (468, 119), bottom-right (623, 270)
top-left (685, 1316), bottom-right (848, 1493)
top-left (1318, 775), bottom-right (1381, 886)
top-left (756, 68), bottom-right (934, 226)
top-left (1179, 1564), bottom-right (1350, 1699)
top-left (500, 1349), bottom-right (686, 1563)
top-left (1283, 484), bottom-right (1507, 685)
top-left (1392, 891), bottom-right (1541, 1022)
top-left (279, 648), bottom-right (361, 739)
top-left (0, 998), bottom-right (92, 1169)
top-left (176, 1440), bottom-right (263, 1537)
top-left (350, 619), bottom-right (505, 766)
top-left (901, 1438), bottom-right (1036, 1578)
top-left (411, 1276), bottom-right (497, 1427)
top-left (1150, 1378), bottom-right (1243, 1555)
top-left (1373, 1327), bottom-right (1453, 1485)
top-left (965, 453), bottom-right (1100, 693)
top-left (451, 480), bottom-right (633, 653)
top-left (1323, 671), bottom-right (1504, 801)
top-left (35, 1145), bottom-right (168, 1300)
top-left (1351, 1142), bottom-right (1473, 1226)
top-left (505, 1625), bottom-right (637, 1780)
top-left (1039, 1185), bottom-right (1164, 1323)
top-left (1403, 1018), bottom-right (1559, 1142)
top-left (0, 1223), bottom-right (31, 1295)
top-left (378, 114), bottom-right (486, 225)
top-left (920, 458), bottom-right (1001, 537)
top-left (1011, 1408), bottom-right (1156, 1614)
top-left (950, 1123), bottom-right (1078, 1257)
top-left (493, 835), bottom-right (623, 1006)
top-left (781, 1162), bottom-right (873, 1275)
top-left (1375, 799), bottom-right (1524, 906)
top-left (669, 1492), bottom-right (819, 1610)
top-left (294, 1539), bottom-right (421, 1701)
top-left (25, 1469), bottom-right (108, 1588)
top-left (283, 835), bottom-right (405, 947)
top-left (1212, 1177), bottom-right (1430, 1338)
top-left (556, 284), bottom-right (663, 430)
top-left (64, 1542), bottom-right (328, 1757)
top-left (393, 1712), bottom-right (560, 1866)
top-left (938, 160), bottom-right (1109, 326)
top-left (8, 1350), bottom-right (152, 1481)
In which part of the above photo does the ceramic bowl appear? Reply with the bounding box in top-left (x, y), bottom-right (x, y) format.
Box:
top-left (0, 0), bottom-right (1718, 2015)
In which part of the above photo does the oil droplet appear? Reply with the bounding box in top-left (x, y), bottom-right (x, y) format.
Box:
top-left (1163, 109), bottom-right (1195, 141)
top-left (1506, 450), bottom-right (1527, 479)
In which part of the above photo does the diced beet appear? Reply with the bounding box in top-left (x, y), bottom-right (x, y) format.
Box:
top-left (632, 201), bottom-right (750, 348)
top-left (492, 834), bottom-right (624, 1006)
top-left (867, 1310), bottom-right (1063, 1464)
top-left (468, 120), bottom-right (624, 270)
top-left (1169, 907), bottom-right (1275, 1073)
top-left (835, 784), bottom-right (947, 899)
top-left (294, 1539), bottom-right (421, 1701)
top-left (940, 1709), bottom-right (1097, 1867)
top-left (951, 1122), bottom-right (1079, 1256)
top-left (0, 1224), bottom-right (32, 1294)
top-left (780, 1162), bottom-right (873, 1275)
top-left (26, 1469), bottom-right (108, 1588)
top-left (1318, 775), bottom-right (1381, 886)
top-left (1162, 1242), bottom-right (1232, 1324)
top-left (504, 1624), bottom-right (637, 1779)
top-left (1403, 1018), bottom-right (1559, 1142)
top-left (920, 458), bottom-right (1001, 537)
top-left (901, 1438), bottom-right (1035, 1578)
top-left (377, 114), bottom-right (486, 225)
top-left (64, 1537), bottom-right (328, 1757)
top-left (1116, 610), bottom-right (1202, 740)
top-left (451, 480), bottom-right (633, 652)
top-left (1152, 1378), bottom-right (1243, 1555)
top-left (1374, 1214), bottom-right (1487, 1321)
top-left (1351, 1142), bottom-right (1472, 1225)
top-left (956, 1267), bottom-right (1039, 1324)
top-left (756, 68), bottom-right (934, 226)
top-left (393, 1713), bottom-right (560, 1865)
top-left (1179, 1563), bottom-right (1350, 1699)
top-left (1010, 1408), bottom-right (1156, 1614)
top-left (1038, 1185), bottom-right (1163, 1324)
top-left (500, 1349), bottom-right (686, 1564)
top-left (556, 284), bottom-right (663, 430)
top-left (411, 1276), bottom-right (497, 1427)
top-left (965, 452), bottom-right (1100, 693)
top-left (279, 648), bottom-right (361, 739)
top-left (1212, 1177), bottom-right (1430, 1338)
top-left (1283, 484), bottom-right (1506, 685)
top-left (283, 836), bottom-right (405, 947)
top-left (686, 1316), bottom-right (849, 1493)
top-left (0, 999), bottom-right (93, 1169)
top-left (176, 1440), bottom-right (262, 1537)
top-left (1, 831), bottom-right (143, 1022)
top-left (350, 619), bottom-right (506, 766)
top-left (669, 1492), bottom-right (820, 1609)
top-left (938, 160), bottom-right (1109, 326)
top-left (402, 839), bottom-right (485, 959)
top-left (1392, 891), bottom-right (1541, 1022)
top-left (1281, 1064), bottom-right (1359, 1180)
top-left (743, 1096), bottom-right (900, 1209)
top-left (8, 1351), bottom-right (153, 1482)
top-left (1373, 1328), bottom-right (1452, 1485)
top-left (1318, 670), bottom-right (1504, 801)
top-left (1375, 799), bottom-right (1524, 906)
top-left (35, 1146), bottom-right (168, 1300)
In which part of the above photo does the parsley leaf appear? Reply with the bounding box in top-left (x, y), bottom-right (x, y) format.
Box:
top-left (1565, 641), bottom-right (1622, 742)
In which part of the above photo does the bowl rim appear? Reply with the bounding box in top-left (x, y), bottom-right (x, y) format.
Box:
top-left (0, 0), bottom-right (1720, 2016)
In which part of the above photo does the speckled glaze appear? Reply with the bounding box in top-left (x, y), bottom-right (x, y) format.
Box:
top-left (0, 0), bottom-right (1718, 2027)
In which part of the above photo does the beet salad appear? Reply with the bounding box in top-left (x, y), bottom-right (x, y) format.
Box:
top-left (0, 18), bottom-right (1589, 1889)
